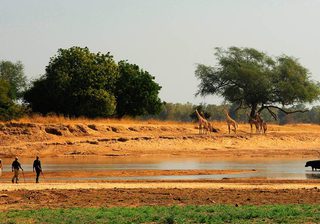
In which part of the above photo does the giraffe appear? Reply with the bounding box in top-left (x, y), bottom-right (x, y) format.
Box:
top-left (195, 109), bottom-right (210, 134)
top-left (248, 113), bottom-right (267, 134)
top-left (262, 121), bottom-right (267, 134)
top-left (256, 112), bottom-right (267, 134)
top-left (200, 111), bottom-right (212, 133)
top-left (223, 109), bottom-right (238, 134)
top-left (247, 113), bottom-right (260, 133)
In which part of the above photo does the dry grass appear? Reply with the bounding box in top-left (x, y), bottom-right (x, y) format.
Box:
top-left (2, 114), bottom-right (320, 134)
top-left (12, 114), bottom-right (190, 126)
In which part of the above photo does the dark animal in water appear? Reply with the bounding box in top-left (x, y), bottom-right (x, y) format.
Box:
top-left (305, 160), bottom-right (320, 171)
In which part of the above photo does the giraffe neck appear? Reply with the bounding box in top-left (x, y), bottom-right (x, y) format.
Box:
top-left (225, 112), bottom-right (232, 121)
top-left (195, 110), bottom-right (204, 121)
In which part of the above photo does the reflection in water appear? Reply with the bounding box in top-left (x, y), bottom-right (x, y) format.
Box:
top-left (1, 158), bottom-right (319, 180)
top-left (306, 172), bottom-right (320, 179)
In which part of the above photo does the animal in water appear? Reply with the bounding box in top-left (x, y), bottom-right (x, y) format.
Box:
top-left (305, 160), bottom-right (320, 171)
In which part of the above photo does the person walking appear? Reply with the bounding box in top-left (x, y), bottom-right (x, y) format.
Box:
top-left (12, 157), bottom-right (23, 183)
top-left (33, 156), bottom-right (42, 183)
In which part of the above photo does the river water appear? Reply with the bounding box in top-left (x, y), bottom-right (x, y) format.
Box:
top-left (1, 158), bottom-right (319, 180)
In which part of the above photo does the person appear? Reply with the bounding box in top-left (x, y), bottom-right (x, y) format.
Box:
top-left (0, 159), bottom-right (3, 177)
top-left (33, 156), bottom-right (42, 183)
top-left (12, 157), bottom-right (23, 183)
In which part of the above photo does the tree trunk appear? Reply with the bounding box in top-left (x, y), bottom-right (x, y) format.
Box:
top-left (250, 104), bottom-right (257, 117)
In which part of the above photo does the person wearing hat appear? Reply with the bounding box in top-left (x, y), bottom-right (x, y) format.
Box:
top-left (12, 157), bottom-right (23, 183)
top-left (33, 156), bottom-right (42, 183)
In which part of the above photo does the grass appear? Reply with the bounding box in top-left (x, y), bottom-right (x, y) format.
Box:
top-left (9, 114), bottom-right (189, 126)
top-left (0, 204), bottom-right (319, 224)
top-left (8, 114), bottom-right (320, 133)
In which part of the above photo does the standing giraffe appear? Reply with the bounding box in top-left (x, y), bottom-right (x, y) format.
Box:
top-left (223, 109), bottom-right (238, 134)
top-left (200, 111), bottom-right (212, 133)
top-left (247, 114), bottom-right (260, 133)
top-left (256, 112), bottom-right (267, 134)
top-left (195, 109), bottom-right (210, 134)
top-left (247, 113), bottom-right (267, 134)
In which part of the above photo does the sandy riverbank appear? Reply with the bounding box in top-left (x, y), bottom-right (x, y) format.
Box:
top-left (1, 119), bottom-right (320, 160)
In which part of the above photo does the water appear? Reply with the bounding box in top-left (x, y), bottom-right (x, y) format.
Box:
top-left (1, 158), bottom-right (319, 180)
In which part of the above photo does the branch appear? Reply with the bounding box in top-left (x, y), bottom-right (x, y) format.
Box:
top-left (266, 107), bottom-right (278, 120)
top-left (259, 105), bottom-right (309, 121)
top-left (234, 101), bottom-right (243, 112)
top-left (264, 105), bottom-right (309, 114)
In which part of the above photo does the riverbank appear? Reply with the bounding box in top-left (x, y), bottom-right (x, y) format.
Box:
top-left (1, 119), bottom-right (320, 160)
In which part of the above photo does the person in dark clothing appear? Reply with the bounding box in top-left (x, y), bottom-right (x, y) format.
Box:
top-left (33, 156), bottom-right (42, 183)
top-left (12, 157), bottom-right (23, 183)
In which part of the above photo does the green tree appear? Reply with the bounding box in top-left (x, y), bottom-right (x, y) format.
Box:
top-left (0, 60), bottom-right (26, 100)
top-left (24, 47), bottom-right (118, 117)
top-left (0, 79), bottom-right (11, 109)
top-left (195, 47), bottom-right (320, 119)
top-left (115, 61), bottom-right (162, 117)
top-left (0, 79), bottom-right (26, 120)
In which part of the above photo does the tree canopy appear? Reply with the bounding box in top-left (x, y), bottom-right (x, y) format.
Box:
top-left (24, 47), bottom-right (163, 118)
top-left (0, 61), bottom-right (27, 120)
top-left (115, 61), bottom-right (162, 117)
top-left (24, 47), bottom-right (118, 117)
top-left (0, 60), bottom-right (26, 100)
top-left (195, 47), bottom-right (320, 118)
top-left (0, 79), bottom-right (11, 109)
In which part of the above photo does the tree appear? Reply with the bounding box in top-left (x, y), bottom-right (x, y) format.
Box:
top-left (24, 47), bottom-right (118, 117)
top-left (0, 79), bottom-right (11, 109)
top-left (0, 61), bottom-right (27, 120)
top-left (0, 79), bottom-right (26, 120)
top-left (0, 60), bottom-right (26, 100)
top-left (115, 61), bottom-right (162, 117)
top-left (195, 47), bottom-right (320, 119)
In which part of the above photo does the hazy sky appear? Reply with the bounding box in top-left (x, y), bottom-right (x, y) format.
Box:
top-left (1, 0), bottom-right (320, 104)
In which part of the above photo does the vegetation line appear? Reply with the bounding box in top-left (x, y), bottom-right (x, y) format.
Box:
top-left (1, 204), bottom-right (319, 224)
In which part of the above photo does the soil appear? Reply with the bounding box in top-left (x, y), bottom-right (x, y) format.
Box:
top-left (1, 118), bottom-right (320, 210)
top-left (0, 181), bottom-right (319, 211)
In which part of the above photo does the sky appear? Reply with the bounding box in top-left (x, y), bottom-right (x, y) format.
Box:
top-left (1, 0), bottom-right (320, 105)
